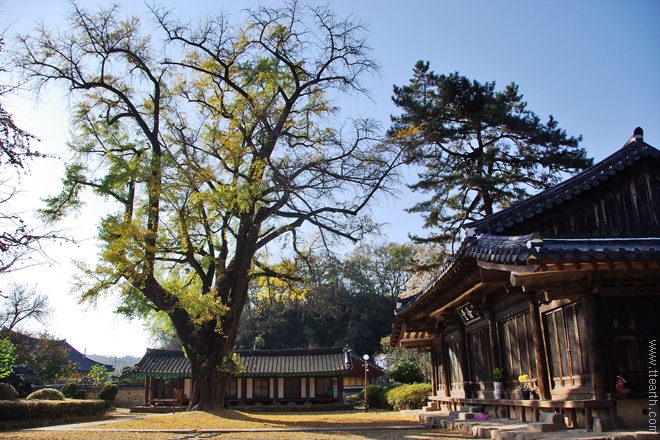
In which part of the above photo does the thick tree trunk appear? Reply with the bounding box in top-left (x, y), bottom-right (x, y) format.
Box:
top-left (180, 268), bottom-right (252, 411)
top-left (188, 351), bottom-right (231, 411)
top-left (183, 321), bottom-right (239, 411)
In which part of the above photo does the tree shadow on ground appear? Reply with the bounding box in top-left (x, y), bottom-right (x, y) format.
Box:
top-left (199, 409), bottom-right (474, 439)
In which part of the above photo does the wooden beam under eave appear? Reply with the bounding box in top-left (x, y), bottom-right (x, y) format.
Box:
top-left (510, 270), bottom-right (590, 290)
top-left (478, 265), bottom-right (517, 281)
top-left (511, 267), bottom-right (660, 291)
top-left (478, 260), bottom-right (539, 273)
top-left (400, 339), bottom-right (433, 348)
top-left (400, 338), bottom-right (435, 348)
top-left (539, 260), bottom-right (659, 273)
top-left (403, 321), bottom-right (437, 333)
top-left (428, 280), bottom-right (506, 321)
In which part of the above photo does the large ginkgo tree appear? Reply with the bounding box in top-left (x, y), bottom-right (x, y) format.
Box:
top-left (17, 2), bottom-right (401, 409)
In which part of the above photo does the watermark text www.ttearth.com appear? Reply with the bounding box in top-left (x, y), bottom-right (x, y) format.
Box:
top-left (651, 339), bottom-right (657, 432)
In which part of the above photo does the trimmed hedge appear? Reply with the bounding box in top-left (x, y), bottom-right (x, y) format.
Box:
top-left (0, 399), bottom-right (106, 424)
top-left (386, 383), bottom-right (432, 410)
top-left (26, 388), bottom-right (65, 401)
top-left (386, 359), bottom-right (426, 384)
top-left (99, 383), bottom-right (118, 407)
top-left (358, 384), bottom-right (390, 409)
top-left (61, 383), bottom-right (78, 398)
top-left (0, 383), bottom-right (18, 400)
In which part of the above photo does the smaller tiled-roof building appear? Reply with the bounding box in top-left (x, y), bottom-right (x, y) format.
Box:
top-left (132, 346), bottom-right (383, 407)
top-left (58, 340), bottom-right (115, 375)
top-left (1, 328), bottom-right (114, 380)
top-left (0, 365), bottom-right (40, 397)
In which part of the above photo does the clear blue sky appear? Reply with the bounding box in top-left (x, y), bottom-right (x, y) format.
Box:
top-left (2, 0), bottom-right (659, 358)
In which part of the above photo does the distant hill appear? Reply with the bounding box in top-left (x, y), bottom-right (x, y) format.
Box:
top-left (87, 354), bottom-right (140, 371)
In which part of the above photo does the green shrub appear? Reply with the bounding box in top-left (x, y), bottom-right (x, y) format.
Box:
top-left (386, 383), bottom-right (432, 410)
top-left (386, 359), bottom-right (425, 384)
top-left (357, 384), bottom-right (390, 409)
top-left (61, 383), bottom-right (78, 398)
top-left (74, 389), bottom-right (87, 399)
top-left (26, 388), bottom-right (65, 401)
top-left (0, 383), bottom-right (18, 400)
top-left (345, 392), bottom-right (361, 406)
top-left (99, 383), bottom-right (118, 408)
top-left (0, 399), bottom-right (106, 425)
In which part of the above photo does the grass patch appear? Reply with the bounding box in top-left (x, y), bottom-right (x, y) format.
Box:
top-left (96, 409), bottom-right (417, 430)
top-left (1, 410), bottom-right (475, 440)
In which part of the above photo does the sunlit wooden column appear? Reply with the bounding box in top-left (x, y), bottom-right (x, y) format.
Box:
top-left (582, 288), bottom-right (610, 400)
top-left (144, 376), bottom-right (150, 405)
top-left (458, 321), bottom-right (470, 383)
top-left (430, 348), bottom-right (438, 395)
top-left (528, 293), bottom-right (551, 399)
top-left (438, 332), bottom-right (451, 397)
top-left (488, 308), bottom-right (501, 371)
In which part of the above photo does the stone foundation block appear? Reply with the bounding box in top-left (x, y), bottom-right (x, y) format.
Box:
top-left (528, 422), bottom-right (563, 432)
top-left (633, 434), bottom-right (660, 440)
top-left (592, 417), bottom-right (613, 433)
top-left (538, 411), bottom-right (565, 426)
top-left (458, 412), bottom-right (476, 420)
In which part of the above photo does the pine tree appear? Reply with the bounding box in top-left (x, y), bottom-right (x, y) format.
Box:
top-left (389, 61), bottom-right (593, 259)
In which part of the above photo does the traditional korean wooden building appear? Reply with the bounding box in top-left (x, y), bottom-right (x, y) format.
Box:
top-left (133, 349), bottom-right (192, 406)
top-left (390, 128), bottom-right (659, 429)
top-left (1, 328), bottom-right (115, 379)
top-left (132, 346), bottom-right (383, 407)
top-left (0, 365), bottom-right (40, 397)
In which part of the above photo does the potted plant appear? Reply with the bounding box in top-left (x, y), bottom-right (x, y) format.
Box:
top-left (463, 380), bottom-right (474, 399)
top-left (518, 374), bottom-right (531, 400)
top-left (492, 367), bottom-right (504, 399)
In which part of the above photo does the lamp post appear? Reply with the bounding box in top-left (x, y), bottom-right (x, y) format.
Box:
top-left (363, 354), bottom-right (369, 412)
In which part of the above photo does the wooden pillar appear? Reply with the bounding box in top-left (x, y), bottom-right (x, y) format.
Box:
top-left (582, 289), bottom-right (609, 400)
top-left (305, 376), bottom-right (311, 403)
top-left (430, 346), bottom-right (438, 395)
top-left (144, 376), bottom-right (150, 405)
top-left (529, 295), bottom-right (551, 399)
top-left (439, 333), bottom-right (451, 396)
top-left (458, 321), bottom-right (470, 382)
top-left (488, 308), bottom-right (501, 370)
top-left (272, 377), bottom-right (277, 403)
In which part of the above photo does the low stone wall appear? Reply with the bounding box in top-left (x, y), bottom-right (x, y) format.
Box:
top-left (115, 386), bottom-right (144, 408)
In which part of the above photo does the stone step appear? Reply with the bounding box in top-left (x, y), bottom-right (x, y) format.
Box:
top-left (528, 422), bottom-right (564, 433)
top-left (459, 405), bottom-right (483, 413)
top-left (539, 412), bottom-right (564, 425)
top-left (529, 412), bottom-right (566, 433)
top-left (457, 412), bottom-right (476, 420)
top-left (422, 401), bottom-right (439, 412)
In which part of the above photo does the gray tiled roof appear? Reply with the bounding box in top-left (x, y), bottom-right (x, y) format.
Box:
top-left (133, 347), bottom-right (378, 377)
top-left (12, 365), bottom-right (40, 381)
top-left (463, 233), bottom-right (660, 264)
top-left (466, 135), bottom-right (660, 235)
top-left (58, 340), bottom-right (115, 373)
top-left (235, 347), bottom-right (352, 377)
top-left (135, 349), bottom-right (190, 376)
top-left (396, 131), bottom-right (660, 317)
